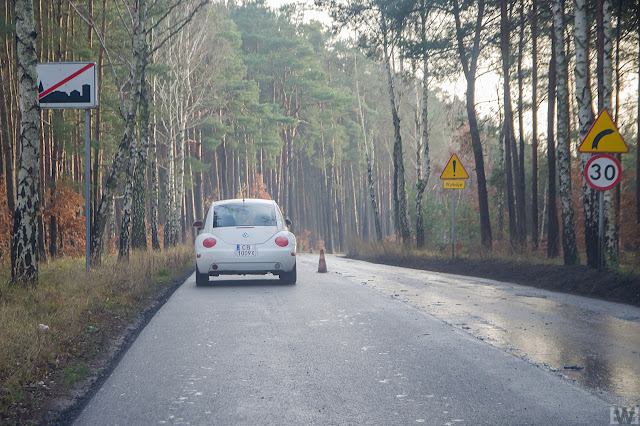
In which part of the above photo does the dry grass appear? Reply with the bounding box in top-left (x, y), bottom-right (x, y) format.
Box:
top-left (0, 246), bottom-right (193, 422)
top-left (346, 239), bottom-right (640, 308)
top-left (346, 238), bottom-right (566, 266)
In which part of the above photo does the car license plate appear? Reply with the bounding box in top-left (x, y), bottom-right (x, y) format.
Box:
top-left (236, 244), bottom-right (257, 257)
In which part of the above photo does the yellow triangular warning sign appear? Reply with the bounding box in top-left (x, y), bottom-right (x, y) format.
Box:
top-left (578, 109), bottom-right (628, 153)
top-left (440, 154), bottom-right (469, 180)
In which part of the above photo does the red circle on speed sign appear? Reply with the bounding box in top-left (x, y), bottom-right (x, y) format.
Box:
top-left (584, 154), bottom-right (621, 191)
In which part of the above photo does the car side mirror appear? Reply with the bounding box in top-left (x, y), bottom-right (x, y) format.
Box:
top-left (285, 218), bottom-right (292, 228)
top-left (193, 220), bottom-right (203, 230)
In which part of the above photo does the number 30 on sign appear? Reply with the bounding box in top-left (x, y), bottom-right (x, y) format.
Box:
top-left (584, 154), bottom-right (621, 191)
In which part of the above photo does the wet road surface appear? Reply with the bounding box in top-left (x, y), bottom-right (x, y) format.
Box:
top-left (75, 254), bottom-right (617, 424)
top-left (327, 254), bottom-right (640, 407)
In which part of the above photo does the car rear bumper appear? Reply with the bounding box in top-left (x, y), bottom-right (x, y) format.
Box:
top-left (196, 251), bottom-right (296, 276)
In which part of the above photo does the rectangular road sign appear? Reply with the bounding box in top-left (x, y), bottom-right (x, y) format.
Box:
top-left (38, 62), bottom-right (97, 109)
top-left (444, 180), bottom-right (465, 189)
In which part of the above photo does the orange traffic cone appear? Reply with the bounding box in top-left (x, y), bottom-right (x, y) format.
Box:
top-left (317, 249), bottom-right (328, 273)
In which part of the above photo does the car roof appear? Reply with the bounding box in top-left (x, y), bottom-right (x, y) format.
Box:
top-left (213, 198), bottom-right (276, 207)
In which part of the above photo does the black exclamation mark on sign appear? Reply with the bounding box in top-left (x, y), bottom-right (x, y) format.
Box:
top-left (453, 160), bottom-right (456, 176)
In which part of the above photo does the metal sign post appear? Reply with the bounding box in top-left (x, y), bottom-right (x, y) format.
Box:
top-left (451, 190), bottom-right (456, 260)
top-left (85, 110), bottom-right (91, 272)
top-left (440, 154), bottom-right (469, 260)
top-left (598, 191), bottom-right (604, 271)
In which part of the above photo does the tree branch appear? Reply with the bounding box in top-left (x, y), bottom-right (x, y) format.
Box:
top-left (67, 0), bottom-right (126, 116)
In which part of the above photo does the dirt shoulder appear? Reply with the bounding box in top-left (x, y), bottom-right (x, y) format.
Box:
top-left (347, 253), bottom-right (640, 308)
top-left (36, 269), bottom-right (193, 425)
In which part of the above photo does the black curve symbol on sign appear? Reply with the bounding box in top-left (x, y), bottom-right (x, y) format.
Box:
top-left (591, 128), bottom-right (615, 150)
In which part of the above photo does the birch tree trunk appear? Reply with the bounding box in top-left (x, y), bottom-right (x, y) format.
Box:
top-left (552, 0), bottom-right (578, 265)
top-left (150, 75), bottom-right (160, 250)
top-left (516, 0), bottom-right (526, 246)
top-left (354, 56), bottom-right (382, 241)
top-left (12, 0), bottom-right (41, 283)
top-left (575, 0), bottom-right (598, 268)
top-left (118, 136), bottom-right (138, 260)
top-left (92, 0), bottom-right (107, 252)
top-left (599, 0), bottom-right (617, 265)
top-left (164, 124), bottom-right (176, 247)
top-left (174, 117), bottom-right (186, 243)
top-left (547, 25), bottom-right (560, 258)
top-left (194, 125), bottom-right (203, 221)
top-left (415, 7), bottom-right (431, 249)
top-left (382, 20), bottom-right (411, 243)
top-left (131, 50), bottom-right (150, 250)
top-left (501, 0), bottom-right (517, 247)
top-left (90, 0), bottom-right (146, 264)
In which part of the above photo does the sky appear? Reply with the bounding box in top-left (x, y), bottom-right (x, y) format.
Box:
top-left (265, 0), bottom-right (332, 25)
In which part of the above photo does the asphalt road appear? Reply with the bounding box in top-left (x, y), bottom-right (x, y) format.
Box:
top-left (75, 254), bottom-right (612, 425)
top-left (328, 255), bottom-right (640, 407)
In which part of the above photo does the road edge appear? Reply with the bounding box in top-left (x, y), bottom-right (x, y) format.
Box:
top-left (49, 268), bottom-right (194, 425)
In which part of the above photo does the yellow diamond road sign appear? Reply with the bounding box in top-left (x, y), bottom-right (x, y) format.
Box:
top-left (578, 109), bottom-right (628, 153)
top-left (440, 154), bottom-right (469, 180)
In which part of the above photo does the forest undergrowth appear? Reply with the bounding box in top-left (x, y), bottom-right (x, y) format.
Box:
top-left (347, 240), bottom-right (640, 308)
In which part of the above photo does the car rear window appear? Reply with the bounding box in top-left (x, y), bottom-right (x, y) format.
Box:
top-left (213, 203), bottom-right (277, 227)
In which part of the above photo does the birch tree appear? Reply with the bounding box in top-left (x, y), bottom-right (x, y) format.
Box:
top-left (552, 0), bottom-right (578, 265)
top-left (501, 0), bottom-right (518, 247)
top-left (412, 1), bottom-right (433, 249)
top-left (150, 75), bottom-right (161, 250)
top-left (354, 52), bottom-right (382, 241)
top-left (91, 0), bottom-right (147, 264)
top-left (598, 0), bottom-right (616, 265)
top-left (575, 0), bottom-right (598, 268)
top-left (515, 0), bottom-right (526, 247)
top-left (130, 52), bottom-right (150, 251)
top-left (546, 14), bottom-right (560, 259)
top-left (157, 11), bottom-right (212, 245)
top-left (11, 0), bottom-right (41, 283)
top-left (381, 16), bottom-right (412, 243)
top-left (88, 0), bottom-right (208, 261)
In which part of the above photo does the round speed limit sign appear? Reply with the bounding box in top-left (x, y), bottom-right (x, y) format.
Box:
top-left (584, 154), bottom-right (621, 191)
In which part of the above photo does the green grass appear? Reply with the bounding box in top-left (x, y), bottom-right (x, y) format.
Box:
top-left (154, 268), bottom-right (171, 282)
top-left (0, 245), bottom-right (193, 423)
top-left (62, 365), bottom-right (89, 386)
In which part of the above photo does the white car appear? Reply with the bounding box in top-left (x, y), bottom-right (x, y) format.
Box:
top-left (193, 198), bottom-right (297, 285)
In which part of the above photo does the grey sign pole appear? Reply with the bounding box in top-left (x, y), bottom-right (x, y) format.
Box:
top-left (598, 190), bottom-right (604, 271)
top-left (451, 190), bottom-right (456, 259)
top-left (85, 109), bottom-right (91, 273)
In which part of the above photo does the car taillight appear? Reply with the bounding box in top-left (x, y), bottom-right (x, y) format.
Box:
top-left (203, 238), bottom-right (217, 248)
top-left (275, 236), bottom-right (289, 247)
